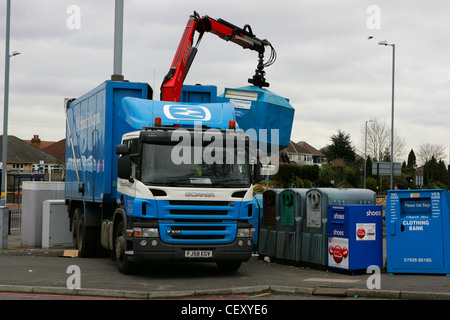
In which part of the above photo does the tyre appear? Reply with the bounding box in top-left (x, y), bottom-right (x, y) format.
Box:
top-left (72, 207), bottom-right (96, 258)
top-left (72, 209), bottom-right (80, 249)
top-left (115, 220), bottom-right (136, 274)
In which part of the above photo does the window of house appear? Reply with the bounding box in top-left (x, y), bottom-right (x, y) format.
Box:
top-left (12, 163), bottom-right (24, 172)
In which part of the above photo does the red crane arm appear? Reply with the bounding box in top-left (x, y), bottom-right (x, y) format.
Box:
top-left (160, 11), bottom-right (275, 102)
top-left (160, 16), bottom-right (197, 102)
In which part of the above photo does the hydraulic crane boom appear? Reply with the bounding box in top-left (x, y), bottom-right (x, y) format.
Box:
top-left (160, 11), bottom-right (276, 101)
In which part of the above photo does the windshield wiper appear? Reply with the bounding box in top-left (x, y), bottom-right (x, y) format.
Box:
top-left (212, 179), bottom-right (249, 187)
top-left (146, 179), bottom-right (188, 187)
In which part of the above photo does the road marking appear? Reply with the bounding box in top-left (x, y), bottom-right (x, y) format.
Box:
top-left (303, 277), bottom-right (360, 283)
top-left (250, 292), bottom-right (271, 298)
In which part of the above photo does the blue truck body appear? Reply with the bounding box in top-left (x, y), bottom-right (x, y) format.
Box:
top-left (65, 80), bottom-right (258, 273)
top-left (65, 81), bottom-right (151, 204)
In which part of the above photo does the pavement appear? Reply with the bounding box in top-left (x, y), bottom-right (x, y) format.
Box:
top-left (1, 234), bottom-right (450, 300)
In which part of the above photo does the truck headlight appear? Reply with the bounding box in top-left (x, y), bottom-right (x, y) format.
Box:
top-left (237, 228), bottom-right (254, 238)
top-left (133, 227), bottom-right (159, 238)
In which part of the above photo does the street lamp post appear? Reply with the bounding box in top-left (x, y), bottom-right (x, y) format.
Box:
top-left (364, 119), bottom-right (373, 189)
top-left (1, 0), bottom-right (20, 207)
top-left (1, 0), bottom-right (12, 207)
top-left (378, 40), bottom-right (395, 190)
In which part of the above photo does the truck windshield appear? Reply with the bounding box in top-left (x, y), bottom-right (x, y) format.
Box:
top-left (140, 143), bottom-right (251, 187)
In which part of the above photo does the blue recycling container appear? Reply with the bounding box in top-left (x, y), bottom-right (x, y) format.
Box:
top-left (302, 188), bottom-right (376, 266)
top-left (386, 189), bottom-right (450, 275)
top-left (218, 86), bottom-right (295, 151)
top-left (327, 204), bottom-right (383, 273)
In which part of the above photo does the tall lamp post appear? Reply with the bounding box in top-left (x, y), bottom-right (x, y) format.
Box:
top-left (364, 119), bottom-right (373, 189)
top-left (378, 40), bottom-right (395, 190)
top-left (1, 0), bottom-right (20, 206)
top-left (1, 0), bottom-right (12, 207)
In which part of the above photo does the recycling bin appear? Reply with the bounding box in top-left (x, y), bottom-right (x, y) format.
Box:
top-left (217, 85), bottom-right (295, 151)
top-left (386, 189), bottom-right (450, 275)
top-left (258, 189), bottom-right (283, 258)
top-left (275, 188), bottom-right (308, 262)
top-left (327, 204), bottom-right (383, 273)
top-left (302, 188), bottom-right (376, 266)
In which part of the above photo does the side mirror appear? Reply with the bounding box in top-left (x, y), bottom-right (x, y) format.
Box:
top-left (116, 144), bottom-right (132, 181)
top-left (252, 161), bottom-right (262, 184)
top-left (117, 154), bottom-right (132, 181)
top-left (116, 144), bottom-right (129, 155)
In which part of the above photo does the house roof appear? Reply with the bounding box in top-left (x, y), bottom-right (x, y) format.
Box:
top-left (24, 135), bottom-right (54, 150)
top-left (282, 140), bottom-right (311, 154)
top-left (297, 141), bottom-right (324, 157)
top-left (0, 135), bottom-right (62, 164)
top-left (42, 139), bottom-right (66, 162)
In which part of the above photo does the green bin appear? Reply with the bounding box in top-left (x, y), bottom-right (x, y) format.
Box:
top-left (276, 189), bottom-right (308, 262)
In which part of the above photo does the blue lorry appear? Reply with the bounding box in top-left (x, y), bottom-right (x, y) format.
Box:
top-left (65, 81), bottom-right (266, 273)
top-left (65, 11), bottom-right (294, 274)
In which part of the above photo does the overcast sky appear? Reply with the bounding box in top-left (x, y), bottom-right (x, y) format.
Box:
top-left (0, 1), bottom-right (449, 165)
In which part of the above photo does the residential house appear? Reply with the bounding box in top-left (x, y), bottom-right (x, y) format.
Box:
top-left (281, 140), bottom-right (314, 165)
top-left (0, 135), bottom-right (63, 202)
top-left (297, 141), bottom-right (325, 165)
top-left (24, 135), bottom-right (65, 173)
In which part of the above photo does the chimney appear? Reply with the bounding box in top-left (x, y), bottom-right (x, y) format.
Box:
top-left (31, 135), bottom-right (41, 149)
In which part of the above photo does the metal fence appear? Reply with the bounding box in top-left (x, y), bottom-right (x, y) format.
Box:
top-left (8, 208), bottom-right (21, 234)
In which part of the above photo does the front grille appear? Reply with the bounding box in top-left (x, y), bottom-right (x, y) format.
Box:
top-left (160, 222), bottom-right (236, 244)
top-left (171, 226), bottom-right (226, 231)
top-left (159, 199), bottom-right (237, 244)
top-left (173, 219), bottom-right (223, 223)
top-left (170, 210), bottom-right (228, 215)
top-left (169, 200), bottom-right (228, 206)
top-left (172, 235), bottom-right (225, 240)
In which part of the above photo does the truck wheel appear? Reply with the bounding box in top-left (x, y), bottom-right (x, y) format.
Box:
top-left (115, 220), bottom-right (136, 274)
top-left (216, 261), bottom-right (241, 272)
top-left (73, 208), bottom-right (96, 258)
top-left (72, 209), bottom-right (80, 249)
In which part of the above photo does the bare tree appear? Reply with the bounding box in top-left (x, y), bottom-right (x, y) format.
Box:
top-left (416, 143), bottom-right (447, 165)
top-left (359, 118), bottom-right (406, 162)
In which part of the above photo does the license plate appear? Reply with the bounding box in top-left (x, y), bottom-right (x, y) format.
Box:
top-left (185, 250), bottom-right (213, 258)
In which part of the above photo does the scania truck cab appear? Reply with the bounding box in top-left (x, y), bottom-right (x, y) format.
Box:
top-left (66, 83), bottom-right (260, 274)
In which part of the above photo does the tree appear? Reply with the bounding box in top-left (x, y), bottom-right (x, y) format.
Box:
top-left (423, 156), bottom-right (448, 188)
top-left (323, 130), bottom-right (355, 165)
top-left (359, 118), bottom-right (406, 162)
top-left (273, 164), bottom-right (320, 188)
top-left (416, 143), bottom-right (446, 166)
top-left (407, 149), bottom-right (416, 169)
